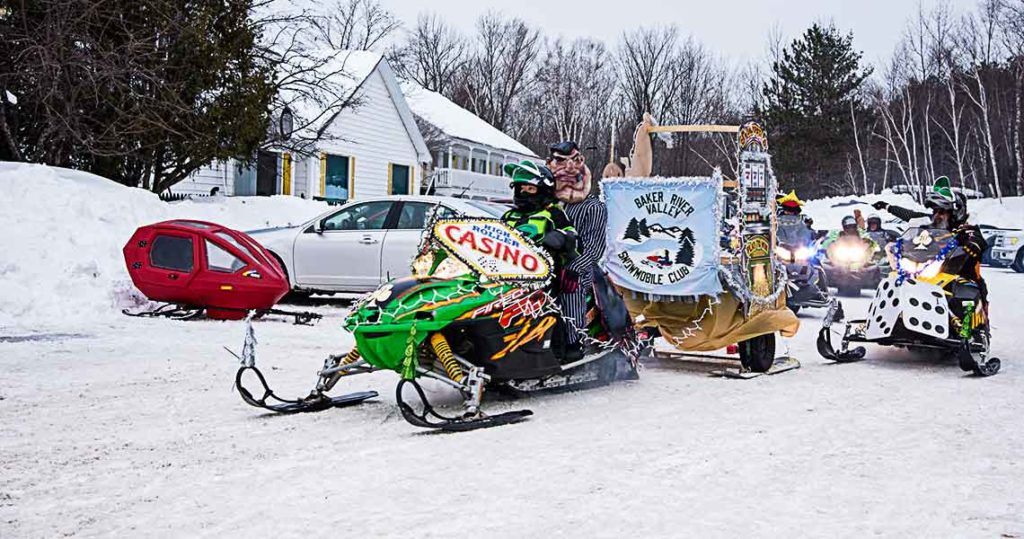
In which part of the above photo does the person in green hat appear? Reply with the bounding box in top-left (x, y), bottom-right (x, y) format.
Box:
top-left (502, 160), bottom-right (578, 253)
top-left (873, 175), bottom-right (988, 300)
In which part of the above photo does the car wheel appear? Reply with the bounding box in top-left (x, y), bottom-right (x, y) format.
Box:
top-left (1012, 247), bottom-right (1024, 273)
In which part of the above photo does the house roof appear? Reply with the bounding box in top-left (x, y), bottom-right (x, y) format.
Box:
top-left (400, 83), bottom-right (537, 158)
top-left (280, 50), bottom-right (430, 164)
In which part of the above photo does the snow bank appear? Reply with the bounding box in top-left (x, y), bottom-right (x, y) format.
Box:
top-left (0, 162), bottom-right (329, 331)
top-left (803, 191), bottom-right (1024, 230)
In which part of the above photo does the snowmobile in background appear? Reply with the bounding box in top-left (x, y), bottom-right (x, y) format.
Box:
top-left (821, 226), bottom-right (881, 297)
top-left (776, 214), bottom-right (830, 314)
top-left (233, 218), bottom-right (641, 432)
top-left (817, 225), bottom-right (1000, 376)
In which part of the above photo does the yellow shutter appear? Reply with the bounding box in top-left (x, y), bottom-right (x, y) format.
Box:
top-left (387, 163), bottom-right (393, 195)
top-left (410, 165), bottom-right (415, 195)
top-left (282, 152), bottom-right (292, 196)
top-left (348, 156), bottom-right (355, 199)
top-left (319, 152), bottom-right (326, 197)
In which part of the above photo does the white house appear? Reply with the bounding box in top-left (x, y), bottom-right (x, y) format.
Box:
top-left (401, 83), bottom-right (538, 201)
top-left (174, 51), bottom-right (431, 201)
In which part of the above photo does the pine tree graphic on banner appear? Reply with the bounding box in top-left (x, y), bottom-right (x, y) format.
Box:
top-left (675, 228), bottom-right (696, 266)
top-left (623, 218), bottom-right (642, 241)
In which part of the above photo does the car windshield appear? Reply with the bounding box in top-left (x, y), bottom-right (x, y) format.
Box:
top-left (461, 200), bottom-right (508, 218)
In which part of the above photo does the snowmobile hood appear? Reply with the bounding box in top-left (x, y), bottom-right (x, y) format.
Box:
top-left (344, 277), bottom-right (513, 330)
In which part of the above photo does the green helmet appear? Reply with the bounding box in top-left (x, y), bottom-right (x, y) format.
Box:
top-left (503, 160), bottom-right (556, 212)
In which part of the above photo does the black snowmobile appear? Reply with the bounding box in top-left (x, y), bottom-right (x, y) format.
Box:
top-left (776, 214), bottom-right (830, 314)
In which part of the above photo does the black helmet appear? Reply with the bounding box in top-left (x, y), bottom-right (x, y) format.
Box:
top-left (925, 176), bottom-right (968, 226)
top-left (867, 213), bottom-right (881, 229)
top-left (841, 215), bottom-right (857, 230)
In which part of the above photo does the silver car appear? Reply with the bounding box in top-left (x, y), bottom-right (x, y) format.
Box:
top-left (248, 196), bottom-right (506, 293)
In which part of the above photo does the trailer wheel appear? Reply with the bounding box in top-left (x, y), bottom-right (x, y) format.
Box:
top-left (739, 333), bottom-right (776, 373)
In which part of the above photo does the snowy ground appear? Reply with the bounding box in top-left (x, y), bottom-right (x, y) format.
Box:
top-left (2, 164), bottom-right (1023, 536)
top-left (2, 269), bottom-right (1023, 537)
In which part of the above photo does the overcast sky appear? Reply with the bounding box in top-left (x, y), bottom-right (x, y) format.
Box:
top-left (381, 0), bottom-right (959, 68)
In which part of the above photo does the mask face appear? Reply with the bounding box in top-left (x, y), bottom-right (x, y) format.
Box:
top-left (513, 186), bottom-right (545, 212)
top-left (549, 151), bottom-right (591, 203)
top-left (932, 210), bottom-right (950, 229)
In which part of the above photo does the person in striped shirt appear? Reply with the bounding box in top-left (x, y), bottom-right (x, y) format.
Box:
top-left (548, 141), bottom-right (608, 361)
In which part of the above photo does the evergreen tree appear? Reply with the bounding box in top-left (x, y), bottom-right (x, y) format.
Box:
top-left (623, 218), bottom-right (642, 241)
top-left (758, 23), bottom-right (872, 197)
top-left (0, 0), bottom-right (276, 192)
top-left (675, 228), bottom-right (695, 266)
top-left (638, 218), bottom-right (650, 238)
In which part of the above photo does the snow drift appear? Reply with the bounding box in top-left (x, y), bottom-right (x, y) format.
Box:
top-left (0, 162), bottom-right (329, 331)
top-left (802, 191), bottom-right (1024, 230)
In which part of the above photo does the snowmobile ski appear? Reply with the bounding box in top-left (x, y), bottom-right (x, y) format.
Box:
top-left (709, 356), bottom-right (801, 379)
top-left (123, 304), bottom-right (203, 320)
top-left (234, 366), bottom-right (378, 414)
top-left (125, 303), bottom-right (320, 325)
top-left (396, 379), bottom-right (532, 432)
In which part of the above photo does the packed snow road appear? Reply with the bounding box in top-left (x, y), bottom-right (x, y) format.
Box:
top-left (2, 270), bottom-right (1022, 538)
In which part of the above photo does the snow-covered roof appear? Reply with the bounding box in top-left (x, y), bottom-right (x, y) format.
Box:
top-left (279, 49), bottom-right (382, 138)
top-left (401, 83), bottom-right (537, 158)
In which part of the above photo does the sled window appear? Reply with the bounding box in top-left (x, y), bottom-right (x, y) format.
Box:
top-left (215, 232), bottom-right (257, 262)
top-left (205, 240), bottom-right (246, 273)
top-left (150, 235), bottom-right (194, 273)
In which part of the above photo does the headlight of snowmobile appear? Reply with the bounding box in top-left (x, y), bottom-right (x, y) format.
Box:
top-left (918, 261), bottom-right (942, 278)
top-left (774, 246), bottom-right (792, 262)
top-left (834, 244), bottom-right (866, 263)
top-left (898, 259), bottom-right (921, 273)
top-left (794, 247), bottom-right (814, 261)
top-left (1011, 237), bottom-right (1020, 245)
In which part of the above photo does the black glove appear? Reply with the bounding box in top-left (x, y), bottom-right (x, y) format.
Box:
top-left (560, 268), bottom-right (580, 293)
top-left (872, 201), bottom-right (888, 210)
top-left (542, 230), bottom-right (568, 251)
top-left (956, 228), bottom-right (985, 259)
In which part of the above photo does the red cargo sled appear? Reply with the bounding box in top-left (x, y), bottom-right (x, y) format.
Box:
top-left (123, 220), bottom-right (310, 321)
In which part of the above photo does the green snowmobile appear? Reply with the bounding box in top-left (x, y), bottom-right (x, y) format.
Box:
top-left (234, 218), bottom-right (641, 431)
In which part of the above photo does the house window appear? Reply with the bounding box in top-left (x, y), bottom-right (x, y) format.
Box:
top-left (324, 154), bottom-right (350, 200)
top-left (390, 164), bottom-right (411, 195)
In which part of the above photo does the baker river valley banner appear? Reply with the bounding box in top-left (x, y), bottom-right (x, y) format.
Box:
top-left (603, 178), bottom-right (722, 297)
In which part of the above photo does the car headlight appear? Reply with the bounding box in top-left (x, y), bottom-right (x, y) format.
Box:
top-left (1011, 237), bottom-right (1020, 245)
top-left (774, 246), bottom-right (792, 262)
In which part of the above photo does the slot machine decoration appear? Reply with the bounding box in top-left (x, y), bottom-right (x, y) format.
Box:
top-left (736, 122), bottom-right (777, 315)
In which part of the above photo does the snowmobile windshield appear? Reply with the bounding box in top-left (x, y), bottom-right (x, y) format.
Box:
top-left (896, 226), bottom-right (957, 264)
top-left (777, 221), bottom-right (815, 248)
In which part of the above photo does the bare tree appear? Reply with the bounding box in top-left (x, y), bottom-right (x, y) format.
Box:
top-left (455, 12), bottom-right (541, 134)
top-left (389, 13), bottom-right (468, 96)
top-left (959, 2), bottom-right (1006, 199)
top-left (616, 26), bottom-right (679, 123)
